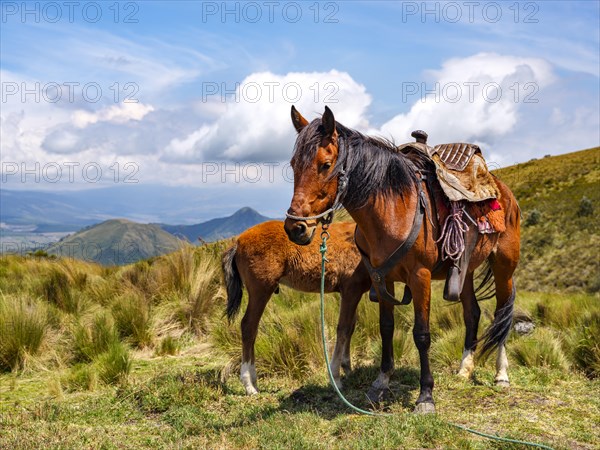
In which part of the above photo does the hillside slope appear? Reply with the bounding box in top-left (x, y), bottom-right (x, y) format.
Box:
top-left (493, 147), bottom-right (599, 292)
top-left (46, 219), bottom-right (183, 265)
top-left (160, 207), bottom-right (272, 243)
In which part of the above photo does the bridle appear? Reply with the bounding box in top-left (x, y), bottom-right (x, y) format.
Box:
top-left (285, 167), bottom-right (348, 226)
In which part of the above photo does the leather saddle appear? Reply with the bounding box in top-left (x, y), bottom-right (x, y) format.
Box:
top-left (398, 131), bottom-right (499, 202)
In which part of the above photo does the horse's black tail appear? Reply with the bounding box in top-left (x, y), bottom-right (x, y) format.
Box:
top-left (477, 281), bottom-right (516, 360)
top-left (474, 260), bottom-right (496, 301)
top-left (222, 243), bottom-right (243, 322)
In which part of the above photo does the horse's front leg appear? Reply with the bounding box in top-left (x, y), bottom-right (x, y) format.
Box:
top-left (411, 268), bottom-right (435, 413)
top-left (367, 281), bottom-right (395, 403)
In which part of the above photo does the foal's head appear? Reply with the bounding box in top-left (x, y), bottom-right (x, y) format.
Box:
top-left (284, 106), bottom-right (343, 245)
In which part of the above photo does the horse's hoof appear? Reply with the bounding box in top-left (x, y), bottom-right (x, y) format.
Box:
top-left (457, 370), bottom-right (472, 380)
top-left (366, 387), bottom-right (390, 404)
top-left (244, 385), bottom-right (259, 395)
top-left (414, 402), bottom-right (436, 414)
top-left (333, 378), bottom-right (343, 390)
top-left (495, 379), bottom-right (510, 388)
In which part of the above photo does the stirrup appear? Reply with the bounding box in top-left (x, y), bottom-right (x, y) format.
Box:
top-left (443, 265), bottom-right (461, 302)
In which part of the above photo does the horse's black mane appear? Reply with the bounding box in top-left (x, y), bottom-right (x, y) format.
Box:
top-left (291, 118), bottom-right (433, 210)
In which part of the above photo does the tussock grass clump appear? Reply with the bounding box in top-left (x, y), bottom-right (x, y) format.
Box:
top-left (111, 292), bottom-right (153, 348)
top-left (64, 364), bottom-right (99, 391)
top-left (569, 311), bottom-right (600, 378)
top-left (96, 341), bottom-right (131, 385)
top-left (431, 303), bottom-right (463, 333)
top-left (119, 260), bottom-right (155, 297)
top-left (71, 313), bottom-right (120, 363)
top-left (534, 293), bottom-right (595, 328)
top-left (156, 336), bottom-right (180, 356)
top-left (40, 269), bottom-right (77, 313)
top-left (430, 327), bottom-right (464, 369)
top-left (510, 328), bottom-right (570, 371)
top-left (158, 247), bottom-right (222, 335)
top-left (0, 296), bottom-right (48, 371)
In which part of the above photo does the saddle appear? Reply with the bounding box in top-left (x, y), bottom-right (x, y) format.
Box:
top-left (399, 131), bottom-right (500, 203)
top-left (367, 130), bottom-right (505, 306)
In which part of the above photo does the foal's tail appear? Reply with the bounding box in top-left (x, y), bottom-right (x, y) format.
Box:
top-left (222, 243), bottom-right (243, 322)
top-left (478, 281), bottom-right (516, 360)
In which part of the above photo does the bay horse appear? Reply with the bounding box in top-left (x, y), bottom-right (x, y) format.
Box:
top-left (222, 220), bottom-right (371, 394)
top-left (284, 106), bottom-right (520, 413)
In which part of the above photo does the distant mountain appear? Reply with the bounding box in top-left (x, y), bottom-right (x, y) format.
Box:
top-left (160, 207), bottom-right (272, 243)
top-left (46, 219), bottom-right (183, 265)
top-left (0, 185), bottom-right (289, 231)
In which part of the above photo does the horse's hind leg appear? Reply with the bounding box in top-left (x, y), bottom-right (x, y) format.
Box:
top-left (488, 258), bottom-right (518, 388)
top-left (240, 283), bottom-right (274, 395)
top-left (458, 272), bottom-right (480, 380)
top-left (330, 286), bottom-right (363, 389)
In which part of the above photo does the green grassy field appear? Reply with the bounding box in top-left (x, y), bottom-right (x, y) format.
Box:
top-left (1, 149), bottom-right (599, 449)
top-left (1, 246), bottom-right (598, 449)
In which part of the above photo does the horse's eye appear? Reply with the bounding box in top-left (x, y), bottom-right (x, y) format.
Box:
top-left (321, 162), bottom-right (332, 172)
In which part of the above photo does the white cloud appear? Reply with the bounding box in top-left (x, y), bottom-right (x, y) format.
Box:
top-left (378, 53), bottom-right (555, 147)
top-left (160, 70), bottom-right (372, 163)
top-left (72, 103), bottom-right (155, 128)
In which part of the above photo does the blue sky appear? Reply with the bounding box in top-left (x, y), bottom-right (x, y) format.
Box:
top-left (1, 1), bottom-right (599, 220)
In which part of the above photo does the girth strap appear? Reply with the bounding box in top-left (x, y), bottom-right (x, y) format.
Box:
top-left (355, 177), bottom-right (429, 306)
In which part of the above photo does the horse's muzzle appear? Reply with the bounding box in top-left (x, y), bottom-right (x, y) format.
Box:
top-left (283, 219), bottom-right (316, 245)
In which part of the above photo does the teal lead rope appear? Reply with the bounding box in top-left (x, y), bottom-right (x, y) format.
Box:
top-left (319, 230), bottom-right (383, 416)
top-left (318, 231), bottom-right (554, 449)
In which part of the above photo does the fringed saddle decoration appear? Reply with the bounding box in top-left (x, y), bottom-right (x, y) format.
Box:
top-left (467, 198), bottom-right (506, 235)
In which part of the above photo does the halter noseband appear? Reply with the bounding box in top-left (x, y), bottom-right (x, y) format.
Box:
top-left (285, 168), bottom-right (348, 226)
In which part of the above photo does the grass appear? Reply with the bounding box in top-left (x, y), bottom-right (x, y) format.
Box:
top-left (0, 253), bottom-right (598, 449)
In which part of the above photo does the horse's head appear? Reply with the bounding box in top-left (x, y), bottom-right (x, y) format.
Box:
top-left (284, 105), bottom-right (344, 245)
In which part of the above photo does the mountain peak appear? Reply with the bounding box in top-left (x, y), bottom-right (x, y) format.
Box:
top-left (232, 207), bottom-right (259, 216)
top-left (160, 207), bottom-right (272, 243)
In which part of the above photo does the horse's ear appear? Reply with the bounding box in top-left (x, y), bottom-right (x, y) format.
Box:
top-left (322, 106), bottom-right (336, 137)
top-left (291, 106), bottom-right (308, 133)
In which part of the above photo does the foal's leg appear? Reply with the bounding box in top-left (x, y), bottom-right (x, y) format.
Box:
top-left (240, 285), bottom-right (274, 395)
top-left (367, 282), bottom-right (395, 403)
top-left (330, 287), bottom-right (362, 389)
top-left (458, 272), bottom-right (480, 380)
top-left (411, 268), bottom-right (435, 413)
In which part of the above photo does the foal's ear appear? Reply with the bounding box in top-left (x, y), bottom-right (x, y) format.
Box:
top-left (322, 106), bottom-right (336, 137)
top-left (291, 105), bottom-right (309, 133)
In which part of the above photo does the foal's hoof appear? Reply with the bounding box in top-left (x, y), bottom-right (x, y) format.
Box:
top-left (366, 386), bottom-right (391, 404)
top-left (414, 402), bottom-right (436, 414)
top-left (495, 379), bottom-right (510, 388)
